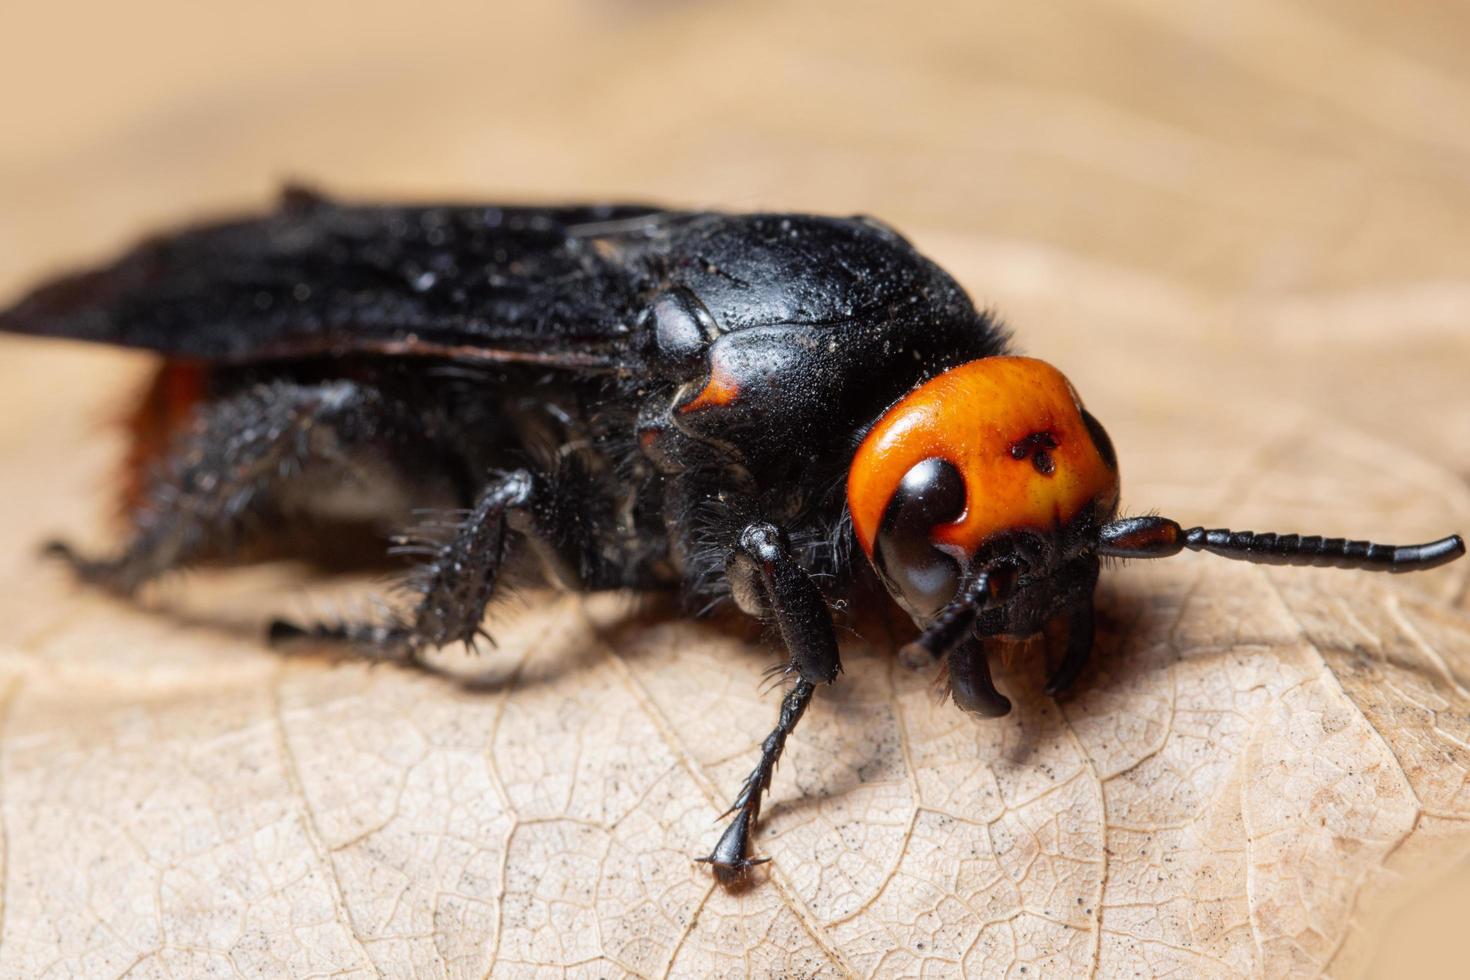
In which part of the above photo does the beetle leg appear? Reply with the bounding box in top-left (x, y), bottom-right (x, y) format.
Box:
top-left (395, 470), bottom-right (537, 654)
top-left (272, 469), bottom-right (547, 659)
top-left (273, 464), bottom-right (613, 659)
top-left (1044, 602), bottom-right (1094, 697)
top-left (46, 379), bottom-right (416, 596)
top-left (724, 522), bottom-right (841, 685)
top-left (699, 521), bottom-right (841, 880)
top-left (698, 679), bottom-right (815, 882)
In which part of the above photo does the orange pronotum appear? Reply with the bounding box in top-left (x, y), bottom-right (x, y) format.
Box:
top-left (847, 357), bottom-right (1119, 558)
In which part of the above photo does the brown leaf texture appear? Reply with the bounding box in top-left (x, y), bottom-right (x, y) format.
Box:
top-left (2, 295), bottom-right (1468, 978)
top-left (5, 2), bottom-right (1470, 977)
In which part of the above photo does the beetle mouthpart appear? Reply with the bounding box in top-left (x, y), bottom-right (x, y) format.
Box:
top-left (1099, 516), bottom-right (1466, 573)
top-left (946, 637), bottom-right (1012, 718)
top-left (897, 564), bottom-right (1018, 669)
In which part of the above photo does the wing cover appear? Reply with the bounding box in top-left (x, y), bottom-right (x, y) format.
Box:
top-left (0, 189), bottom-right (669, 367)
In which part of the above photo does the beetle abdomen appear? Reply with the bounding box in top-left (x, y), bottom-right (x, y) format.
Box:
top-left (120, 359), bottom-right (210, 515)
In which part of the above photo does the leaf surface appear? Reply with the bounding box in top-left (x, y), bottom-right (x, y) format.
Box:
top-left (3, 2), bottom-right (1470, 975)
top-left (0, 298), bottom-right (1467, 978)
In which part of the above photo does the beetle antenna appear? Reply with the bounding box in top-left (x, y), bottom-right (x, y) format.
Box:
top-left (1098, 516), bottom-right (1465, 572)
top-left (898, 565), bottom-right (1019, 669)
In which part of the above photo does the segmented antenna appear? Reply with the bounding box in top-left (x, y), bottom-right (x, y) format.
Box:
top-left (1098, 516), bottom-right (1465, 573)
top-left (1181, 527), bottom-right (1463, 571)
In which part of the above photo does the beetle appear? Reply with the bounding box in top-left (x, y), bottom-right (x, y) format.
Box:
top-left (1, 188), bottom-right (1463, 880)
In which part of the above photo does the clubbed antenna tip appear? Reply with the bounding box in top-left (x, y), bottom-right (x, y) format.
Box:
top-left (1099, 515), bottom-right (1465, 573)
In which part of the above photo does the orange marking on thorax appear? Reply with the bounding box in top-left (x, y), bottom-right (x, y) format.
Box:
top-left (678, 363), bottom-right (741, 413)
top-left (847, 357), bottom-right (1119, 558)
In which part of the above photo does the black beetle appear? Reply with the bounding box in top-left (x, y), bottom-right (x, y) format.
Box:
top-left (1, 188), bottom-right (1462, 879)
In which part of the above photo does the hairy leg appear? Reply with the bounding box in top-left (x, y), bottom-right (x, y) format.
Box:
top-left (699, 679), bottom-right (815, 881)
top-left (272, 466), bottom-right (609, 659)
top-left (49, 379), bottom-right (432, 594)
top-left (273, 469), bottom-right (531, 656)
top-left (700, 521), bottom-right (842, 880)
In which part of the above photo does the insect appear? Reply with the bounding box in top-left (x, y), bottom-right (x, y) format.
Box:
top-left (1, 189), bottom-right (1463, 880)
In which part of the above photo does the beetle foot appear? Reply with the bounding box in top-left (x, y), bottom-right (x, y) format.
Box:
top-left (695, 808), bottom-right (769, 884)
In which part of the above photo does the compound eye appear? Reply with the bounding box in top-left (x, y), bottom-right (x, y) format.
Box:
top-left (874, 458), bottom-right (967, 621)
top-left (649, 287), bottom-right (719, 370)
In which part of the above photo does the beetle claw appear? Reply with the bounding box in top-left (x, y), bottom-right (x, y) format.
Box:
top-left (695, 853), bottom-right (770, 885)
